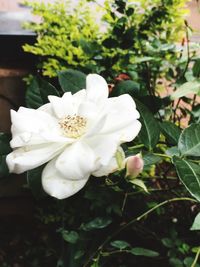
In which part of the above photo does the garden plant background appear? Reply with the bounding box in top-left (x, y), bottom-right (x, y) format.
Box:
top-left (0, 0), bottom-right (200, 266)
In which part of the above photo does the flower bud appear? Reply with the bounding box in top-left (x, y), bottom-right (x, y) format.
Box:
top-left (126, 154), bottom-right (144, 178)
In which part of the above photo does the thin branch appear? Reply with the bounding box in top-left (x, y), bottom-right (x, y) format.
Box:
top-left (83, 197), bottom-right (197, 267)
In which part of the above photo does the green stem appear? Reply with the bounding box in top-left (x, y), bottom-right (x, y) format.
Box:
top-left (128, 144), bottom-right (145, 150)
top-left (191, 247), bottom-right (200, 267)
top-left (83, 197), bottom-right (197, 267)
top-left (153, 153), bottom-right (171, 159)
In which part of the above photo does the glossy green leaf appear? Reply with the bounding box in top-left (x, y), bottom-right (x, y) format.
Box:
top-left (159, 121), bottom-right (181, 145)
top-left (130, 247), bottom-right (159, 257)
top-left (61, 230), bottom-right (79, 244)
top-left (58, 69), bottom-right (86, 94)
top-left (26, 76), bottom-right (59, 108)
top-left (37, 77), bottom-right (59, 103)
top-left (26, 78), bottom-right (43, 108)
top-left (27, 165), bottom-right (46, 199)
top-left (166, 146), bottom-right (180, 157)
top-left (74, 250), bottom-right (84, 260)
top-left (161, 238), bottom-right (174, 248)
top-left (193, 59), bottom-right (200, 77)
top-left (172, 156), bottom-right (200, 202)
top-left (169, 258), bottom-right (183, 267)
top-left (178, 124), bottom-right (200, 157)
top-left (111, 80), bottom-right (140, 97)
top-left (171, 80), bottom-right (200, 99)
top-left (191, 212), bottom-right (200, 230)
top-left (110, 240), bottom-right (130, 250)
top-left (129, 178), bottom-right (148, 193)
top-left (80, 217), bottom-right (112, 231)
top-left (0, 133), bottom-right (11, 155)
top-left (136, 101), bottom-right (160, 150)
top-left (0, 155), bottom-right (9, 177)
top-left (143, 153), bottom-right (162, 166)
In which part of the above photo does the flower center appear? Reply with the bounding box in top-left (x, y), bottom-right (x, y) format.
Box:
top-left (59, 115), bottom-right (87, 138)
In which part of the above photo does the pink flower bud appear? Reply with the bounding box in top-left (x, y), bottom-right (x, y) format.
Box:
top-left (126, 154), bottom-right (144, 178)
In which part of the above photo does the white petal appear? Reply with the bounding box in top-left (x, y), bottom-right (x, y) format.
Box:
top-left (86, 134), bottom-right (119, 166)
top-left (86, 74), bottom-right (108, 103)
top-left (55, 141), bottom-right (96, 180)
top-left (42, 158), bottom-right (88, 199)
top-left (10, 108), bottom-right (72, 148)
top-left (77, 101), bottom-right (98, 123)
top-left (10, 108), bottom-right (58, 137)
top-left (48, 92), bottom-right (78, 118)
top-left (99, 94), bottom-right (141, 142)
top-left (92, 156), bottom-right (118, 177)
top-left (73, 89), bottom-right (87, 104)
top-left (93, 147), bottom-right (125, 177)
top-left (6, 143), bottom-right (66, 174)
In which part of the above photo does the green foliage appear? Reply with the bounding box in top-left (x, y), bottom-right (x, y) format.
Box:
top-left (178, 123), bottom-right (200, 157)
top-left (22, 0), bottom-right (189, 83)
top-left (22, 0), bottom-right (100, 77)
top-left (191, 213), bottom-right (200, 231)
top-left (173, 157), bottom-right (200, 202)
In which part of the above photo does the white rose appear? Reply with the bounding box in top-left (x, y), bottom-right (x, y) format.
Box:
top-left (6, 74), bottom-right (141, 199)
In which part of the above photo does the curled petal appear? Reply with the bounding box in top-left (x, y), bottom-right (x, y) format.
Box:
top-left (6, 143), bottom-right (66, 174)
top-left (42, 158), bottom-right (89, 199)
top-left (56, 141), bottom-right (96, 180)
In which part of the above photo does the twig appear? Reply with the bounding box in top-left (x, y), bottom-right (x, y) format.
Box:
top-left (83, 197), bottom-right (197, 267)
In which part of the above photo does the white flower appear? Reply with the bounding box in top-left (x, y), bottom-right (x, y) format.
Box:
top-left (6, 74), bottom-right (141, 199)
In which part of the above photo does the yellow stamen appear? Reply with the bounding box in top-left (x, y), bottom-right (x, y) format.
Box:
top-left (59, 115), bottom-right (87, 138)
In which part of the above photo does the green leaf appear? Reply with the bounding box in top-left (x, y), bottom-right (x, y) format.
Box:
top-left (161, 238), bottom-right (174, 248)
top-left (0, 155), bottom-right (9, 177)
top-left (143, 153), bottom-right (162, 166)
top-left (80, 217), bottom-right (112, 231)
top-left (171, 80), bottom-right (200, 99)
top-left (74, 250), bottom-right (84, 260)
top-left (169, 258), bottom-right (183, 267)
top-left (129, 179), bottom-right (148, 193)
top-left (136, 101), bottom-right (160, 150)
top-left (166, 146), bottom-right (180, 157)
top-left (172, 156), bottom-right (200, 202)
top-left (37, 77), bottom-right (59, 104)
top-left (26, 77), bottom-right (44, 108)
top-left (112, 80), bottom-right (140, 97)
top-left (178, 123), bottom-right (200, 157)
top-left (191, 212), bottom-right (200, 230)
top-left (0, 133), bottom-right (12, 155)
top-left (193, 59), bottom-right (200, 77)
top-left (61, 230), bottom-right (79, 244)
top-left (58, 69), bottom-right (86, 94)
top-left (26, 76), bottom-right (59, 108)
top-left (184, 257), bottom-right (200, 267)
top-left (27, 165), bottom-right (47, 199)
top-left (159, 121), bottom-right (181, 145)
top-left (110, 240), bottom-right (130, 250)
top-left (130, 247), bottom-right (159, 257)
